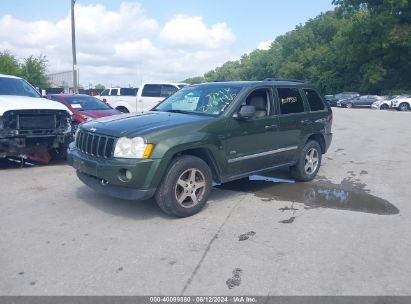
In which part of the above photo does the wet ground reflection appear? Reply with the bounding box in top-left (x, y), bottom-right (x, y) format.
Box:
top-left (218, 175), bottom-right (399, 215)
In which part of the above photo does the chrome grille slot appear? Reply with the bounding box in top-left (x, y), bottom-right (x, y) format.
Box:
top-left (75, 131), bottom-right (115, 158)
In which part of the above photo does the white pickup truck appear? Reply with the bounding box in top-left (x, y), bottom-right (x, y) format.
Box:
top-left (97, 82), bottom-right (188, 113)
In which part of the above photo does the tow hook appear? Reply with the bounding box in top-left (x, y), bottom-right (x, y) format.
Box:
top-left (101, 179), bottom-right (109, 186)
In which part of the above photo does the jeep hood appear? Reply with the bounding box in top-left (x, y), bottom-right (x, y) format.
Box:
top-left (0, 95), bottom-right (71, 115)
top-left (81, 111), bottom-right (214, 137)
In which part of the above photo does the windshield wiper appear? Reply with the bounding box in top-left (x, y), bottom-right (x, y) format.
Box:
top-left (164, 109), bottom-right (191, 114)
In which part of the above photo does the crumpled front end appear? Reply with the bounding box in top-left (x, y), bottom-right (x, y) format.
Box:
top-left (0, 109), bottom-right (71, 158)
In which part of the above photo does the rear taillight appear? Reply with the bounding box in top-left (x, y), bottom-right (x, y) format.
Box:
top-left (328, 111), bottom-right (333, 126)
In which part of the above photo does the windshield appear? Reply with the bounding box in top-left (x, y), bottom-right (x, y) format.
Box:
top-left (64, 96), bottom-right (111, 111)
top-left (154, 85), bottom-right (242, 116)
top-left (0, 77), bottom-right (41, 97)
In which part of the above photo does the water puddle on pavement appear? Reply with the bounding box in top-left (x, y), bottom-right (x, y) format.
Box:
top-left (217, 175), bottom-right (399, 215)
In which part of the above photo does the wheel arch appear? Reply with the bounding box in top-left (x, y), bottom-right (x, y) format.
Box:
top-left (109, 101), bottom-right (132, 113)
top-left (115, 105), bottom-right (130, 113)
top-left (174, 147), bottom-right (222, 182)
top-left (306, 133), bottom-right (326, 154)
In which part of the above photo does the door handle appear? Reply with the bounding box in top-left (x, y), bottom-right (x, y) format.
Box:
top-left (265, 124), bottom-right (278, 130)
top-left (300, 120), bottom-right (311, 125)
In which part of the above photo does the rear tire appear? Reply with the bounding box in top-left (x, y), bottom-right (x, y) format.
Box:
top-left (398, 103), bottom-right (410, 111)
top-left (380, 104), bottom-right (389, 110)
top-left (155, 155), bottom-right (212, 217)
top-left (290, 141), bottom-right (322, 182)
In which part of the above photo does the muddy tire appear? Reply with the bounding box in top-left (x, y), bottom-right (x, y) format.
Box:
top-left (155, 155), bottom-right (212, 217)
top-left (290, 140), bottom-right (322, 182)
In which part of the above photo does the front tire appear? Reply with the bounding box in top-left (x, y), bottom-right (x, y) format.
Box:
top-left (155, 155), bottom-right (212, 217)
top-left (345, 102), bottom-right (353, 108)
top-left (398, 103), bottom-right (410, 111)
top-left (290, 141), bottom-right (322, 182)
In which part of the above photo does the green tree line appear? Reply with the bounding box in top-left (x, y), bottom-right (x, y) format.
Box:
top-left (0, 51), bottom-right (49, 89)
top-left (184, 0), bottom-right (411, 95)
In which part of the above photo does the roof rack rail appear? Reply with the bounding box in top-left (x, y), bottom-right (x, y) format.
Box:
top-left (263, 78), bottom-right (309, 83)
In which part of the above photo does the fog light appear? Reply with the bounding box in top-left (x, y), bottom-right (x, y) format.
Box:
top-left (126, 170), bottom-right (132, 180)
top-left (118, 169), bottom-right (133, 182)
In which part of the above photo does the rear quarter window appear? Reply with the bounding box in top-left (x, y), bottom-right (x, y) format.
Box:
top-left (304, 89), bottom-right (325, 111)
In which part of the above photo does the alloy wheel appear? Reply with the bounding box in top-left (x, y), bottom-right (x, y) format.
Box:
top-left (304, 148), bottom-right (319, 175)
top-left (174, 168), bottom-right (206, 208)
top-left (399, 103), bottom-right (409, 111)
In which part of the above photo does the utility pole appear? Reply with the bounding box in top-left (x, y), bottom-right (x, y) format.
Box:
top-left (71, 0), bottom-right (78, 93)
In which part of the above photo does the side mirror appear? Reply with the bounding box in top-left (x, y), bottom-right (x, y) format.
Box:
top-left (236, 105), bottom-right (255, 120)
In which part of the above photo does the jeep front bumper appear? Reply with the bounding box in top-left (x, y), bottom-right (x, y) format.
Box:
top-left (67, 143), bottom-right (159, 201)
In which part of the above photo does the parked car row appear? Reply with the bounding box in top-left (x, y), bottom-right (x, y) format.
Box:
top-left (0, 74), bottom-right (190, 162)
top-left (2, 75), bottom-right (334, 217)
top-left (325, 92), bottom-right (411, 111)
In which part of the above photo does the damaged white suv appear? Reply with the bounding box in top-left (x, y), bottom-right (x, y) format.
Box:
top-left (0, 74), bottom-right (72, 159)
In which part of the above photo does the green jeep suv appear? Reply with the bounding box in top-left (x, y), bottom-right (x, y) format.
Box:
top-left (67, 80), bottom-right (333, 217)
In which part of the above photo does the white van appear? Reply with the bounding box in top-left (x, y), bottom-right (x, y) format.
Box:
top-left (98, 82), bottom-right (188, 113)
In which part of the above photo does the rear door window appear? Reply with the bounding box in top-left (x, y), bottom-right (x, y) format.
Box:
top-left (303, 89), bottom-right (325, 111)
top-left (142, 84), bottom-right (162, 97)
top-left (100, 89), bottom-right (109, 96)
top-left (277, 88), bottom-right (305, 114)
top-left (120, 88), bottom-right (137, 96)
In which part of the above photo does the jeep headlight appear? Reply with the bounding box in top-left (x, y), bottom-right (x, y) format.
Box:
top-left (113, 137), bottom-right (153, 159)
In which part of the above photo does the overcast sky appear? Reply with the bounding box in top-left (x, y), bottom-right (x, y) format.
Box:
top-left (0, 0), bottom-right (335, 88)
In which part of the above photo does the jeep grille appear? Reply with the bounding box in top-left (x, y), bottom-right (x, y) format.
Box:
top-left (76, 131), bottom-right (115, 158)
